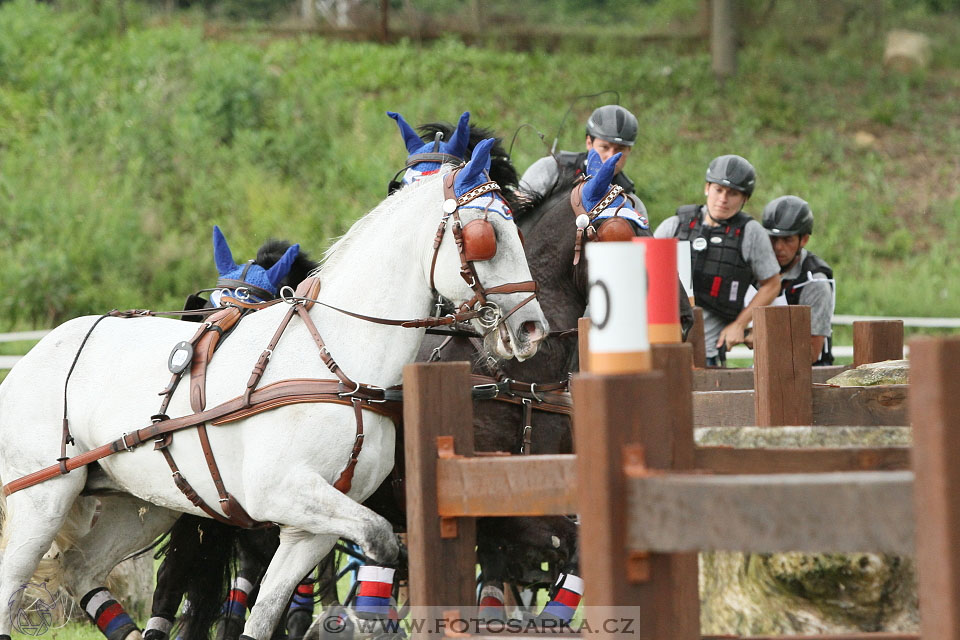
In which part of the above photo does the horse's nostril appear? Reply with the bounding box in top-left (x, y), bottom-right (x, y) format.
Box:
top-left (521, 320), bottom-right (546, 345)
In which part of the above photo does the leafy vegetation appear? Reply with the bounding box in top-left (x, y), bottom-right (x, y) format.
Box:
top-left (0, 0), bottom-right (957, 332)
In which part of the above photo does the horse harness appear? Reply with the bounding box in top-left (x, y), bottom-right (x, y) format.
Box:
top-left (426, 332), bottom-right (575, 456)
top-left (2, 168), bottom-right (540, 531)
top-left (428, 170), bottom-right (538, 338)
top-left (570, 180), bottom-right (638, 266)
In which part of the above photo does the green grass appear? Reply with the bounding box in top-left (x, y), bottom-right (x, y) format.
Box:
top-left (0, 0), bottom-right (958, 330)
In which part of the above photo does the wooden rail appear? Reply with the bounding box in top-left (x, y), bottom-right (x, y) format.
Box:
top-left (401, 314), bottom-right (924, 638)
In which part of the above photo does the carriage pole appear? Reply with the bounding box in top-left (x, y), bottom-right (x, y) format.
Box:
top-left (402, 362), bottom-right (477, 613)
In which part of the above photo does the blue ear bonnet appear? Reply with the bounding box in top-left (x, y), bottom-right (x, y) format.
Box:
top-left (452, 138), bottom-right (512, 220)
top-left (581, 150), bottom-right (648, 229)
top-left (212, 225), bottom-right (300, 302)
top-left (388, 111), bottom-right (470, 185)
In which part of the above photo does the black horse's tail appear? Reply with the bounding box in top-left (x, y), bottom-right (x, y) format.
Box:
top-left (156, 514), bottom-right (240, 640)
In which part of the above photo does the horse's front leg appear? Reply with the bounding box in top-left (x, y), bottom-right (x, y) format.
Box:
top-left (238, 530), bottom-right (336, 640)
top-left (240, 474), bottom-right (399, 640)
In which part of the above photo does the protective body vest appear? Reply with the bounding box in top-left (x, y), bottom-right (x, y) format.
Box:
top-left (781, 251), bottom-right (835, 366)
top-left (675, 205), bottom-right (753, 323)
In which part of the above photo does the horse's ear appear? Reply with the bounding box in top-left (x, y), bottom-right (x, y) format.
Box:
top-left (387, 111), bottom-right (423, 154)
top-left (456, 137), bottom-right (494, 193)
top-left (582, 152), bottom-right (622, 209)
top-left (265, 243), bottom-right (300, 288)
top-left (212, 225), bottom-right (238, 276)
top-left (585, 148), bottom-right (604, 177)
top-left (445, 111), bottom-right (470, 160)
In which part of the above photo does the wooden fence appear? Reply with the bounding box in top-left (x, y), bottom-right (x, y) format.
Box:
top-left (397, 309), bottom-right (949, 639)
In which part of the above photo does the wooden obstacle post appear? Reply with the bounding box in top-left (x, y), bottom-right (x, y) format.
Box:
top-left (909, 336), bottom-right (960, 639)
top-left (853, 320), bottom-right (904, 366)
top-left (649, 342), bottom-right (699, 629)
top-left (578, 316), bottom-right (591, 373)
top-left (753, 305), bottom-right (813, 426)
top-left (688, 307), bottom-right (707, 368)
top-left (572, 369), bottom-right (698, 639)
top-left (403, 362), bottom-right (476, 610)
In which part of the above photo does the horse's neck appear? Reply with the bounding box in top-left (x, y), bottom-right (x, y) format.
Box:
top-left (306, 200), bottom-right (434, 388)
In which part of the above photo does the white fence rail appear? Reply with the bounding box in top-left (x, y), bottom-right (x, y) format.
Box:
top-left (2, 316), bottom-right (958, 369)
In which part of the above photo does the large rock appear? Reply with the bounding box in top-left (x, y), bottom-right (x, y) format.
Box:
top-left (699, 358), bottom-right (918, 634)
top-left (826, 360), bottom-right (909, 386)
top-left (700, 552), bottom-right (918, 634)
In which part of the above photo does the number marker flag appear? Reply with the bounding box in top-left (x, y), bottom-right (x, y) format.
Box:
top-left (635, 237), bottom-right (681, 344)
top-left (676, 239), bottom-right (694, 303)
top-left (585, 242), bottom-right (650, 374)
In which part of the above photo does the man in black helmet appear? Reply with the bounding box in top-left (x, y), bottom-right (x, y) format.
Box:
top-left (755, 195), bottom-right (835, 365)
top-left (520, 104), bottom-right (644, 210)
top-left (654, 154), bottom-right (781, 366)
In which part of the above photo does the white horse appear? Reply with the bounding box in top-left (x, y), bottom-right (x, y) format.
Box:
top-left (0, 142), bottom-right (547, 640)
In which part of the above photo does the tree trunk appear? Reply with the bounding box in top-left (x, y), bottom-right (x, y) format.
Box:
top-left (711, 0), bottom-right (737, 79)
top-left (302, 0), bottom-right (317, 27)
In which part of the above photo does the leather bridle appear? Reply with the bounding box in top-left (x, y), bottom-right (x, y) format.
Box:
top-left (570, 181), bottom-right (634, 266)
top-left (427, 168), bottom-right (539, 338)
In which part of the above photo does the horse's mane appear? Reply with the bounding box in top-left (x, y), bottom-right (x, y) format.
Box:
top-left (318, 170), bottom-right (442, 275)
top-left (255, 239), bottom-right (320, 289)
top-left (417, 121), bottom-right (537, 221)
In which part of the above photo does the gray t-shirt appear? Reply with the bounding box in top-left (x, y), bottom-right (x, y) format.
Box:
top-left (519, 155), bottom-right (646, 213)
top-left (781, 248), bottom-right (834, 337)
top-left (519, 155), bottom-right (561, 196)
top-left (654, 207), bottom-right (780, 358)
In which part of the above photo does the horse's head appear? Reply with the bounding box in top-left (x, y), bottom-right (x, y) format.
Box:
top-left (211, 225), bottom-right (300, 304)
top-left (387, 110), bottom-right (470, 191)
top-left (428, 138), bottom-right (548, 361)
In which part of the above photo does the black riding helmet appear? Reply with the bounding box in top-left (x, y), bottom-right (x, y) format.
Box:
top-left (705, 154), bottom-right (756, 197)
top-left (585, 105), bottom-right (638, 147)
top-left (762, 195), bottom-right (814, 237)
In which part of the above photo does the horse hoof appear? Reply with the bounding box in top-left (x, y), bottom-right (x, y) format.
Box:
top-left (286, 609), bottom-right (313, 640)
top-left (363, 524), bottom-right (401, 566)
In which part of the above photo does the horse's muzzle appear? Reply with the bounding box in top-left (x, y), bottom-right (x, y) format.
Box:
top-left (511, 319), bottom-right (547, 361)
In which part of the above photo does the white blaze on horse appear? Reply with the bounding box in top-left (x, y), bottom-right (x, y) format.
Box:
top-left (0, 139), bottom-right (547, 640)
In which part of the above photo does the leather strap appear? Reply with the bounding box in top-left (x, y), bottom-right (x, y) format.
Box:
top-left (570, 181), bottom-right (625, 266)
top-left (521, 399), bottom-right (534, 455)
top-left (3, 378), bottom-right (400, 497)
top-left (190, 306), bottom-right (244, 414)
top-left (196, 422), bottom-right (263, 528)
top-left (332, 399), bottom-right (364, 493)
top-left (406, 152), bottom-right (463, 167)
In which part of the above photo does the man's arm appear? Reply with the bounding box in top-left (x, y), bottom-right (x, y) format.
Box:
top-left (518, 156), bottom-right (559, 196)
top-left (800, 275), bottom-right (835, 364)
top-left (716, 273), bottom-right (781, 349)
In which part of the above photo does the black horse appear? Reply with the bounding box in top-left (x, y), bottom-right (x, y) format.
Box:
top-left (406, 131), bottom-right (694, 611)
